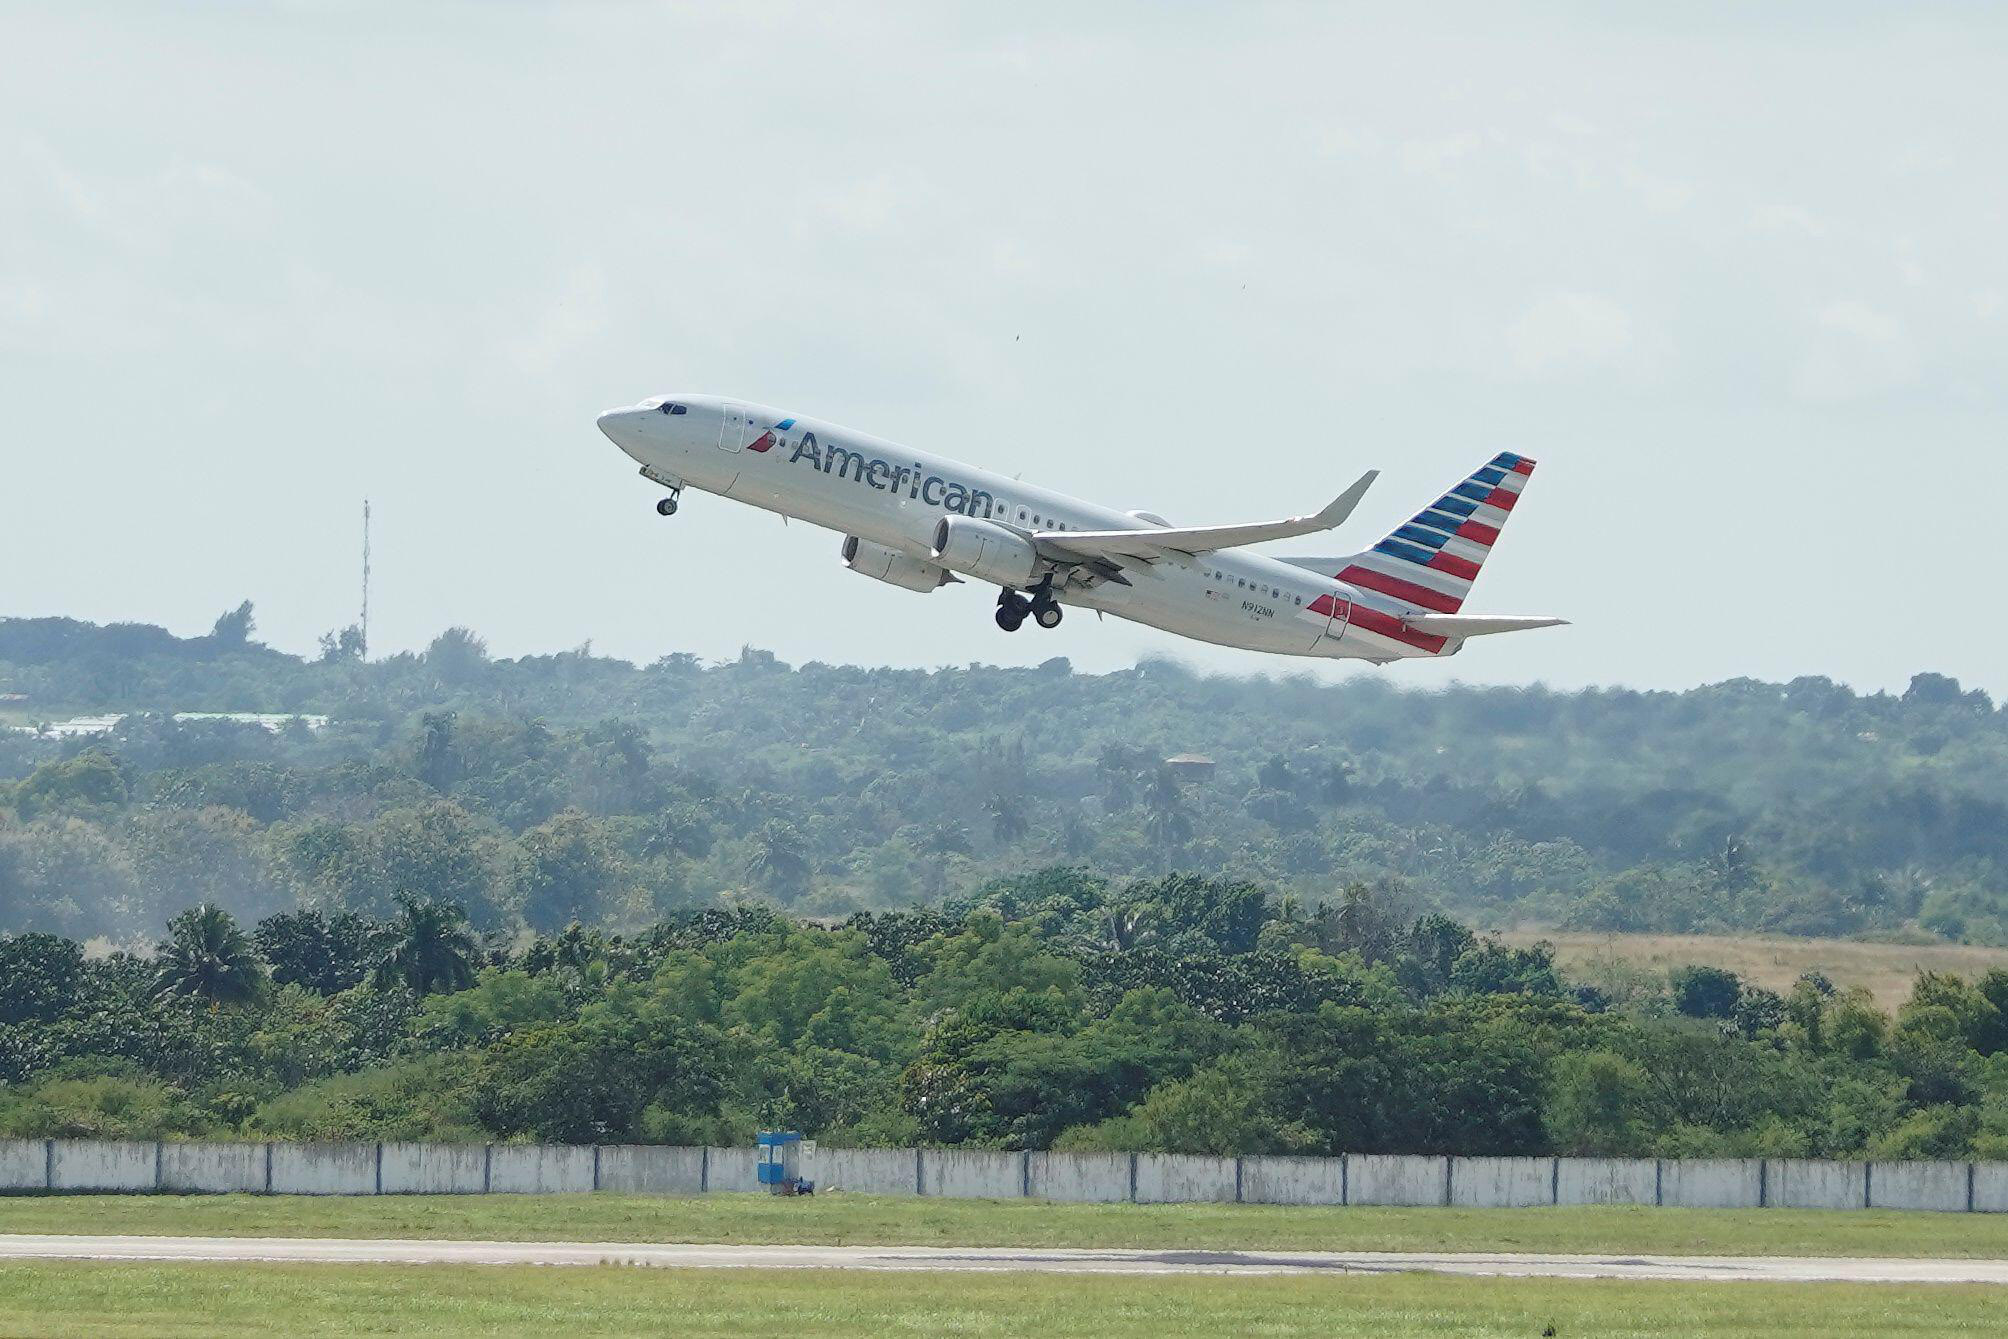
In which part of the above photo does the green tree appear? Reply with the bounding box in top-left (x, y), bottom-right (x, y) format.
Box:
top-left (745, 821), bottom-right (812, 899)
top-left (13, 752), bottom-right (129, 820)
top-left (372, 894), bottom-right (478, 995)
top-left (987, 793), bottom-right (1030, 846)
top-left (254, 909), bottom-right (375, 994)
top-left (0, 932), bottom-right (83, 1024)
top-left (209, 600), bottom-right (255, 646)
top-left (1141, 766), bottom-right (1192, 859)
top-left (1546, 1050), bottom-right (1649, 1154)
top-left (516, 810), bottom-right (625, 931)
top-left (152, 904), bottom-right (267, 1005)
top-left (1671, 965), bottom-right (1743, 1019)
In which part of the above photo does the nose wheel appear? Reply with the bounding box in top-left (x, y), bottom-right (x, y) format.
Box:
top-left (655, 493), bottom-right (681, 517)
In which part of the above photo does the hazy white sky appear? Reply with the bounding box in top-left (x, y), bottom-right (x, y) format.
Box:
top-left (4, 3), bottom-right (2005, 694)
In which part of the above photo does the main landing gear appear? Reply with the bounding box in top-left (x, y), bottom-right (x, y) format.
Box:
top-left (996, 577), bottom-right (1063, 632)
top-left (655, 491), bottom-right (681, 517)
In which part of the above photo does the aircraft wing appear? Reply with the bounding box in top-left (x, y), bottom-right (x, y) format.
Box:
top-left (1035, 471), bottom-right (1378, 561)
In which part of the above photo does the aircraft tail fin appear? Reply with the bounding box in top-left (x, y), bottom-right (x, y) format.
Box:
top-left (1308, 452), bottom-right (1538, 614)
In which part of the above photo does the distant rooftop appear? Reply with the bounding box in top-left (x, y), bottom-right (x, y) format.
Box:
top-left (8, 711), bottom-right (330, 740)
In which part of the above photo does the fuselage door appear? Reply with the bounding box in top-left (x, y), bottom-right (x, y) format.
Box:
top-left (719, 402), bottom-right (749, 452)
top-left (1317, 590), bottom-right (1352, 652)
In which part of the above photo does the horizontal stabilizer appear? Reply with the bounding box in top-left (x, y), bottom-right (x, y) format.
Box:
top-left (1400, 614), bottom-right (1568, 638)
top-left (1038, 471), bottom-right (1378, 560)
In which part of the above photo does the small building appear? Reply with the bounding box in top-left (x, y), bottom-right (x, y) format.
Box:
top-left (1163, 753), bottom-right (1216, 781)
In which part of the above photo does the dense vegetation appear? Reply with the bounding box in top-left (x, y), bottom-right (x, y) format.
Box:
top-left (4, 612), bottom-right (2008, 945)
top-left (4, 872), bottom-right (2007, 1159)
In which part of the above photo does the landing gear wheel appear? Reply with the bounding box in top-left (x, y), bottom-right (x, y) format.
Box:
top-left (995, 606), bottom-right (1025, 632)
top-left (656, 495), bottom-right (680, 516)
top-left (1033, 603), bottom-right (1063, 629)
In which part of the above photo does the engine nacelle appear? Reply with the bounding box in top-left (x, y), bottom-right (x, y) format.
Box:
top-left (930, 515), bottom-right (1040, 587)
top-left (842, 536), bottom-right (953, 592)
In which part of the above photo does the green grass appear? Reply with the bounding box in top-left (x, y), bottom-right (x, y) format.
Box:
top-left (5, 1192), bottom-right (2008, 1259)
top-left (0, 1262), bottom-right (2000, 1338)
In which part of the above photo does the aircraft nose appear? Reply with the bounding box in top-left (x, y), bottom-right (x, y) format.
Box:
top-left (597, 408), bottom-right (641, 451)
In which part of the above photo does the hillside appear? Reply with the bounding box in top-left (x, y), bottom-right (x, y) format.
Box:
top-left (3, 611), bottom-right (2006, 944)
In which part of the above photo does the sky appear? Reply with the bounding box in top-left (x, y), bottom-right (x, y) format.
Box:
top-left (3, 3), bottom-right (2005, 695)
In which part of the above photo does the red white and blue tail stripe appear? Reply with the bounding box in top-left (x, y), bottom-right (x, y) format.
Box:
top-left (1336, 452), bottom-right (1535, 616)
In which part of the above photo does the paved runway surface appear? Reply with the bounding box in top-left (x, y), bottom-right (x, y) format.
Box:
top-left (3, 1234), bottom-right (2006, 1282)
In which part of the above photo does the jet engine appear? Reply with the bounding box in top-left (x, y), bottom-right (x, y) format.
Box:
top-left (930, 515), bottom-right (1040, 587)
top-left (841, 536), bottom-right (954, 592)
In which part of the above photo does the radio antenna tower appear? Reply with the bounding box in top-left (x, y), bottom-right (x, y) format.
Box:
top-left (360, 499), bottom-right (372, 659)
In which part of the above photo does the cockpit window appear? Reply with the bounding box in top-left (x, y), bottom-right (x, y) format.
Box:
top-left (658, 402), bottom-right (687, 415)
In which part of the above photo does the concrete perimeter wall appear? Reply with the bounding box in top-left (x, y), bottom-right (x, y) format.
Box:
top-left (1974, 1162), bottom-right (2008, 1213)
top-left (1135, 1153), bottom-right (1238, 1204)
top-left (1028, 1150), bottom-right (1131, 1202)
top-left (490, 1144), bottom-right (594, 1194)
top-left (160, 1141), bottom-right (267, 1194)
top-left (1556, 1157), bottom-right (1657, 1206)
top-left (1769, 1158), bottom-right (1866, 1210)
top-left (1659, 1158), bottom-right (1761, 1210)
top-left (1870, 1160), bottom-right (1970, 1212)
top-left (1, 1140), bottom-right (48, 1191)
top-left (705, 1145), bottom-right (759, 1193)
top-left (271, 1142), bottom-right (377, 1195)
top-left (1452, 1157), bottom-right (1554, 1208)
top-left (1240, 1155), bottom-right (1345, 1206)
top-left (50, 1140), bottom-right (156, 1192)
top-left (815, 1147), bottom-right (916, 1196)
top-left (923, 1149), bottom-right (1024, 1199)
top-left (1350, 1154), bottom-right (1447, 1206)
top-left (379, 1142), bottom-right (487, 1195)
top-left (2, 1138), bottom-right (1997, 1214)
top-left (599, 1145), bottom-right (705, 1196)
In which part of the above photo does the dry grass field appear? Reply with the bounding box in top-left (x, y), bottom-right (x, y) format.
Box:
top-left (1494, 930), bottom-right (2008, 1007)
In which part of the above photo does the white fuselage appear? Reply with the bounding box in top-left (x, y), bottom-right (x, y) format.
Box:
top-left (596, 395), bottom-right (1449, 661)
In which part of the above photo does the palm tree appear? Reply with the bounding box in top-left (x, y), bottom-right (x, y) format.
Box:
top-left (987, 792), bottom-right (1030, 846)
top-left (745, 821), bottom-right (812, 897)
top-left (373, 893), bottom-right (478, 995)
top-left (154, 904), bottom-right (268, 1005)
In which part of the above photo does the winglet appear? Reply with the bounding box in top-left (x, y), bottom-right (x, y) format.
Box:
top-left (1315, 470), bottom-right (1378, 530)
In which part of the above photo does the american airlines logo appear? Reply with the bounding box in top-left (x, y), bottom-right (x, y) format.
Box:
top-left (744, 418), bottom-right (792, 453)
top-left (776, 428), bottom-right (998, 518)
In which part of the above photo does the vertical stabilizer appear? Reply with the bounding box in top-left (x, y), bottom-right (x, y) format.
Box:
top-left (1331, 452), bottom-right (1536, 613)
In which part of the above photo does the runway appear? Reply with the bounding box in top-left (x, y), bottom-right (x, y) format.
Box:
top-left (2, 1235), bottom-right (2006, 1283)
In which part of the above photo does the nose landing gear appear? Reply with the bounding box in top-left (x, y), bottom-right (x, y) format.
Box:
top-left (655, 492), bottom-right (681, 517)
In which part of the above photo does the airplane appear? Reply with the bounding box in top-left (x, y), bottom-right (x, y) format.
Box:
top-left (595, 396), bottom-right (1565, 663)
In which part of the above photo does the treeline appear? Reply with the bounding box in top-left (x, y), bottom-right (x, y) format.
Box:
top-left (3, 871), bottom-right (2006, 1159)
top-left (4, 612), bottom-right (2008, 943)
